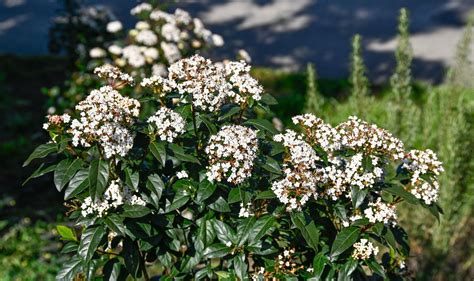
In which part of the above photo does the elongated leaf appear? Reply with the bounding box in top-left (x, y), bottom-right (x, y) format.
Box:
top-left (351, 186), bottom-right (368, 209)
top-left (103, 258), bottom-right (123, 281)
top-left (313, 253), bottom-right (329, 280)
top-left (23, 163), bottom-right (57, 185)
top-left (330, 226), bottom-right (360, 258)
top-left (122, 239), bottom-right (141, 278)
top-left (125, 168), bottom-right (139, 191)
top-left (255, 190), bottom-right (276, 200)
top-left (199, 114), bottom-right (217, 134)
top-left (56, 225), bottom-right (77, 241)
top-left (237, 217), bottom-right (256, 246)
top-left (212, 219), bottom-right (235, 245)
top-left (56, 256), bottom-right (83, 281)
top-left (146, 174), bottom-right (164, 200)
top-left (165, 189), bottom-right (190, 213)
top-left (64, 169), bottom-right (89, 200)
top-left (291, 212), bottom-right (320, 251)
top-left (104, 214), bottom-right (129, 237)
top-left (54, 158), bottom-right (84, 192)
top-left (203, 243), bottom-right (229, 259)
top-left (218, 106), bottom-right (241, 121)
top-left (208, 196), bottom-right (231, 212)
top-left (385, 184), bottom-right (418, 205)
top-left (89, 159), bottom-right (109, 200)
top-left (260, 93), bottom-right (278, 105)
top-left (249, 215), bottom-right (276, 242)
top-left (78, 225), bottom-right (106, 262)
top-left (168, 143), bottom-right (200, 164)
top-left (122, 205), bottom-right (150, 218)
top-left (195, 180), bottom-right (216, 203)
top-left (233, 253), bottom-right (248, 280)
top-left (23, 143), bottom-right (57, 167)
top-left (366, 259), bottom-right (386, 278)
top-left (149, 141), bottom-right (166, 166)
top-left (244, 119), bottom-right (278, 134)
top-left (260, 156), bottom-right (282, 175)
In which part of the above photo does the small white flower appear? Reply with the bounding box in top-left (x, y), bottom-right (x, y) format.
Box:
top-left (106, 21), bottom-right (123, 33)
top-left (176, 170), bottom-right (188, 179)
top-left (89, 47), bottom-right (106, 58)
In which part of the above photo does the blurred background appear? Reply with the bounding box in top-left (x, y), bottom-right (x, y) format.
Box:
top-left (1, 0), bottom-right (473, 280)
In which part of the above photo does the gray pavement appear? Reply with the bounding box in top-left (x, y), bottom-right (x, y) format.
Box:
top-left (1, 0), bottom-right (473, 82)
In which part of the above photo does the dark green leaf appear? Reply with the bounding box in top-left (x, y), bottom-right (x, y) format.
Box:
top-left (233, 253), bottom-right (247, 280)
top-left (165, 189), bottom-right (190, 213)
top-left (125, 168), bottom-right (139, 192)
top-left (208, 196), bottom-right (231, 212)
top-left (122, 239), bottom-right (141, 278)
top-left (313, 253), bottom-right (329, 280)
top-left (249, 215), bottom-right (276, 242)
top-left (237, 217), bottom-right (256, 246)
top-left (122, 205), bottom-right (150, 218)
top-left (212, 219), bottom-right (235, 245)
top-left (23, 143), bottom-right (57, 167)
top-left (60, 242), bottom-right (78, 254)
top-left (218, 106), bottom-right (241, 121)
top-left (199, 114), bottom-right (218, 134)
top-left (330, 226), bottom-right (360, 259)
top-left (228, 188), bottom-right (242, 204)
top-left (366, 259), bottom-right (386, 278)
top-left (104, 215), bottom-right (129, 237)
top-left (351, 187), bottom-right (368, 209)
top-left (78, 225), bottom-right (106, 262)
top-left (146, 174), bottom-right (164, 200)
top-left (255, 190), bottom-right (276, 200)
top-left (260, 93), bottom-right (278, 105)
top-left (195, 180), bottom-right (216, 203)
top-left (89, 159), bottom-right (109, 201)
top-left (244, 119), bottom-right (278, 135)
top-left (56, 256), bottom-right (83, 281)
top-left (149, 141), bottom-right (166, 166)
top-left (54, 158), bottom-right (84, 192)
top-left (291, 212), bottom-right (320, 251)
top-left (260, 156), bottom-right (282, 175)
top-left (385, 184), bottom-right (419, 205)
top-left (64, 169), bottom-right (89, 200)
top-left (23, 163), bottom-right (57, 185)
top-left (168, 143), bottom-right (200, 164)
top-left (203, 243), bottom-right (229, 259)
top-left (103, 259), bottom-right (125, 281)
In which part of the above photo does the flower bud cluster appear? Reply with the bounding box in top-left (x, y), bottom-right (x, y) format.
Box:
top-left (147, 107), bottom-right (186, 142)
top-left (93, 65), bottom-right (134, 85)
top-left (275, 248), bottom-right (303, 274)
top-left (141, 55), bottom-right (265, 112)
top-left (337, 116), bottom-right (405, 160)
top-left (272, 130), bottom-right (324, 210)
top-left (363, 198), bottom-right (398, 226)
top-left (70, 86), bottom-right (140, 158)
top-left (292, 114), bottom-right (341, 152)
top-left (43, 113), bottom-right (71, 130)
top-left (224, 60), bottom-right (263, 105)
top-left (402, 149), bottom-right (444, 205)
top-left (81, 180), bottom-right (146, 217)
top-left (205, 125), bottom-right (258, 185)
top-left (352, 239), bottom-right (379, 260)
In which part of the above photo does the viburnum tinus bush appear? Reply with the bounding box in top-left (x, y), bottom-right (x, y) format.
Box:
top-left (25, 55), bottom-right (444, 280)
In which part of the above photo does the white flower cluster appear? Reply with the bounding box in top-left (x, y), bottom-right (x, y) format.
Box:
top-left (104, 5), bottom-right (223, 71)
top-left (352, 239), bottom-right (379, 260)
top-left (323, 154), bottom-right (384, 200)
top-left (140, 75), bottom-right (176, 96)
top-left (147, 107), bottom-right (186, 142)
top-left (292, 114), bottom-right (341, 152)
top-left (43, 113), bottom-right (71, 130)
top-left (238, 202), bottom-right (254, 218)
top-left (70, 86), bottom-right (140, 158)
top-left (107, 21), bottom-right (123, 33)
top-left (272, 130), bottom-right (323, 210)
top-left (363, 198), bottom-right (398, 226)
top-left (337, 116), bottom-right (405, 160)
top-left (81, 180), bottom-right (146, 217)
top-left (205, 125), bottom-right (258, 185)
top-left (167, 55), bottom-right (230, 112)
top-left (93, 65), bottom-right (134, 85)
top-left (89, 47), bottom-right (107, 58)
top-left (402, 149), bottom-right (444, 205)
top-left (276, 248), bottom-right (303, 274)
top-left (224, 60), bottom-right (263, 105)
top-left (176, 170), bottom-right (189, 179)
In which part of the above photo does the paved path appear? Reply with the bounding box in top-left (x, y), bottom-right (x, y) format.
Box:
top-left (1, 0), bottom-right (473, 82)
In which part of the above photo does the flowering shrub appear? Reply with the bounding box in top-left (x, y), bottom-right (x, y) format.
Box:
top-left (26, 54), bottom-right (443, 280)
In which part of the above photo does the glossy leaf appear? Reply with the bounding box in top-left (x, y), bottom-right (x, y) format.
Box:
top-left (78, 225), bottom-right (106, 262)
top-left (56, 225), bottom-right (77, 241)
top-left (64, 169), bottom-right (89, 200)
top-left (88, 159), bottom-right (109, 201)
top-left (330, 226), bottom-right (361, 259)
top-left (203, 243), bottom-right (229, 259)
top-left (149, 141), bottom-right (166, 166)
top-left (54, 158), bottom-right (83, 192)
top-left (23, 143), bottom-right (57, 167)
top-left (23, 163), bottom-right (57, 185)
